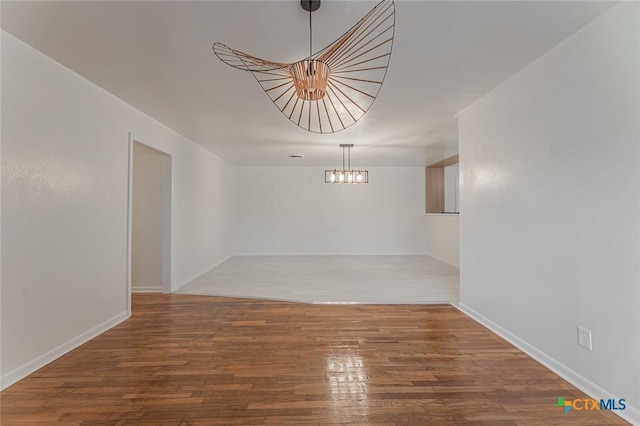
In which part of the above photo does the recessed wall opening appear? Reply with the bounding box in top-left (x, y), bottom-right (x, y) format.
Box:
top-left (426, 154), bottom-right (459, 214)
top-left (130, 141), bottom-right (172, 298)
top-left (424, 154), bottom-right (460, 268)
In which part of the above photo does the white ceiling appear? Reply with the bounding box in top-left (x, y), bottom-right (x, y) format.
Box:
top-left (1, 0), bottom-right (616, 166)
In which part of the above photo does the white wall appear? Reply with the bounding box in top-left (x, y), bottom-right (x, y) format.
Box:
top-left (0, 33), bottom-right (235, 388)
top-left (424, 215), bottom-right (459, 267)
top-left (459, 3), bottom-right (639, 422)
top-left (235, 167), bottom-right (427, 255)
top-left (0, 26), bottom-right (4, 389)
top-left (131, 142), bottom-right (165, 293)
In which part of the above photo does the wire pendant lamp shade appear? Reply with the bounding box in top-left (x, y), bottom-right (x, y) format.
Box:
top-left (213, 0), bottom-right (395, 134)
top-left (325, 144), bottom-right (368, 184)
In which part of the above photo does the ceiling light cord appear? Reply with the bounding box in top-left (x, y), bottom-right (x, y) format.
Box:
top-left (309, 1), bottom-right (313, 77)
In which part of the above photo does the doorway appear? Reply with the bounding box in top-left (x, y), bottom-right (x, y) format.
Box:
top-left (128, 140), bottom-right (172, 304)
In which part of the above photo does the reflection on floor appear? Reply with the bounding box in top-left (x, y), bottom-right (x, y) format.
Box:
top-left (177, 255), bottom-right (459, 304)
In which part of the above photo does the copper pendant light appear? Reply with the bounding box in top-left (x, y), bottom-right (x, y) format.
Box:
top-left (213, 0), bottom-right (395, 134)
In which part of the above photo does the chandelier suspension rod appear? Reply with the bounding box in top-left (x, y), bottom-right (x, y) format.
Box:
top-left (308, 1), bottom-right (315, 84)
top-left (342, 145), bottom-right (346, 171)
top-left (309, 1), bottom-right (312, 60)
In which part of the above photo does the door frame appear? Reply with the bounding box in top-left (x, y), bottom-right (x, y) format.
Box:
top-left (126, 134), bottom-right (173, 315)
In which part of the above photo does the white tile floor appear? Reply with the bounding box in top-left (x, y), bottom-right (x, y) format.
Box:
top-left (177, 255), bottom-right (459, 304)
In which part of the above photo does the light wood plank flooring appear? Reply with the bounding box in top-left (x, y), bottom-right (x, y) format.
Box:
top-left (0, 294), bottom-right (627, 425)
top-left (178, 256), bottom-right (459, 304)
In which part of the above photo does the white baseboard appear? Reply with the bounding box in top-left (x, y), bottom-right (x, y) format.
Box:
top-left (233, 253), bottom-right (458, 268)
top-left (233, 253), bottom-right (431, 256)
top-left (1, 311), bottom-right (129, 391)
top-left (424, 252), bottom-right (459, 268)
top-left (131, 286), bottom-right (161, 293)
top-left (455, 302), bottom-right (639, 425)
top-left (172, 254), bottom-right (233, 292)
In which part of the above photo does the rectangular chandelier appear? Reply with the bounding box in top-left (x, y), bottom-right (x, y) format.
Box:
top-left (324, 144), bottom-right (369, 184)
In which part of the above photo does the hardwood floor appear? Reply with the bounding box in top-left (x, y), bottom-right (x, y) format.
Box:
top-left (1, 294), bottom-right (627, 425)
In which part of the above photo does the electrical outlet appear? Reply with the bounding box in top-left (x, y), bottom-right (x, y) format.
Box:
top-left (578, 326), bottom-right (592, 351)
